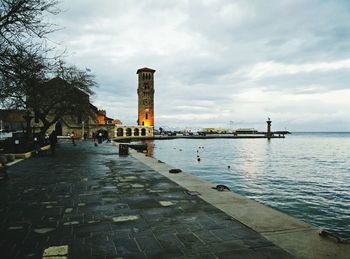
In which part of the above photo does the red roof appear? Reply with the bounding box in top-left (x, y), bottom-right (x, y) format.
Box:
top-left (136, 67), bottom-right (156, 74)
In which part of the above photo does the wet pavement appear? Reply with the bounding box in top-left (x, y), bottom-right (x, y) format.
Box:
top-left (0, 140), bottom-right (294, 258)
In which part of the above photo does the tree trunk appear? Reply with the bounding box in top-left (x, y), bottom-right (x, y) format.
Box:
top-left (38, 114), bottom-right (60, 145)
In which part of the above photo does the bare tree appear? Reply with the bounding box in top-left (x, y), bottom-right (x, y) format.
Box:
top-left (0, 0), bottom-right (61, 103)
top-left (0, 46), bottom-right (49, 108)
top-left (0, 0), bottom-right (60, 46)
top-left (0, 1), bottom-right (97, 143)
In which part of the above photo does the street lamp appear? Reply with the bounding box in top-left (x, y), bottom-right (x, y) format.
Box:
top-left (81, 121), bottom-right (85, 140)
top-left (0, 120), bottom-right (3, 140)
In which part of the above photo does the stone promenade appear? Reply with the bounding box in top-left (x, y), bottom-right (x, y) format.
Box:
top-left (0, 140), bottom-right (293, 259)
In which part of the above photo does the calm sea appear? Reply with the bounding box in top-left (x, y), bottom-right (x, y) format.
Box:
top-left (147, 132), bottom-right (350, 239)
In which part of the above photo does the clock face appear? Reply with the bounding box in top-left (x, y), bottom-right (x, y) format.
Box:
top-left (143, 99), bottom-right (149, 106)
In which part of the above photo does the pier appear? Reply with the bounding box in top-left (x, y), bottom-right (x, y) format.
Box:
top-left (114, 132), bottom-right (289, 142)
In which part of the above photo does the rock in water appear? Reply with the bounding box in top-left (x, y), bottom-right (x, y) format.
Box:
top-left (212, 184), bottom-right (230, 191)
top-left (169, 169), bottom-right (182, 174)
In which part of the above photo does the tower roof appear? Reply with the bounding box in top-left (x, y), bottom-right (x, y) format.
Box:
top-left (136, 67), bottom-right (156, 74)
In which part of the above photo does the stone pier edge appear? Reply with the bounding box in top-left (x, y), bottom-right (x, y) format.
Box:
top-left (128, 148), bottom-right (350, 259)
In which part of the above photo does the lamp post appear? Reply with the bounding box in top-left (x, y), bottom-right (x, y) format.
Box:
top-left (0, 120), bottom-right (2, 140)
top-left (81, 121), bottom-right (85, 140)
top-left (23, 111), bottom-right (33, 140)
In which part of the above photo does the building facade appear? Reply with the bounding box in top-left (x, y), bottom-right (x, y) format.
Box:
top-left (114, 126), bottom-right (153, 138)
top-left (137, 67), bottom-right (155, 127)
top-left (2, 68), bottom-right (157, 141)
top-left (48, 104), bottom-right (117, 139)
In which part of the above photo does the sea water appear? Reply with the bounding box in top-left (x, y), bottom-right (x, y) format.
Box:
top-left (149, 133), bottom-right (350, 239)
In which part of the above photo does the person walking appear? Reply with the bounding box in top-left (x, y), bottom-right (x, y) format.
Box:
top-left (98, 131), bottom-right (103, 144)
top-left (70, 131), bottom-right (76, 146)
top-left (49, 130), bottom-right (58, 155)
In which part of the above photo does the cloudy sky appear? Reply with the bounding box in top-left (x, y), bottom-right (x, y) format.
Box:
top-left (48, 0), bottom-right (350, 131)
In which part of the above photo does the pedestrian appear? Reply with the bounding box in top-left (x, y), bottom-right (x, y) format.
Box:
top-left (34, 136), bottom-right (40, 154)
top-left (49, 130), bottom-right (58, 155)
top-left (45, 133), bottom-right (49, 145)
top-left (92, 132), bottom-right (96, 142)
top-left (70, 131), bottom-right (76, 146)
top-left (83, 132), bottom-right (88, 141)
top-left (98, 131), bottom-right (103, 144)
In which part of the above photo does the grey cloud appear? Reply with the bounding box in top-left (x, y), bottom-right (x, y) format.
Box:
top-left (46, 0), bottom-right (350, 130)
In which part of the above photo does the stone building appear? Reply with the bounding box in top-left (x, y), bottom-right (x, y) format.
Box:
top-left (0, 110), bottom-right (26, 133)
top-left (1, 77), bottom-right (120, 139)
top-left (49, 103), bottom-right (117, 139)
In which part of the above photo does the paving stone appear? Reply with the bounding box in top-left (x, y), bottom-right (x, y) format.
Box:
top-left (211, 228), bottom-right (257, 241)
top-left (192, 230), bottom-right (222, 244)
top-left (145, 247), bottom-right (184, 258)
top-left (112, 215), bottom-right (140, 222)
top-left (244, 237), bottom-right (275, 248)
top-left (209, 240), bottom-right (250, 253)
top-left (176, 233), bottom-right (205, 249)
top-left (0, 141), bottom-right (294, 259)
top-left (253, 246), bottom-right (295, 259)
top-left (34, 227), bottom-right (55, 234)
top-left (0, 240), bottom-right (17, 258)
top-left (63, 221), bottom-right (80, 226)
top-left (112, 218), bottom-right (149, 233)
top-left (136, 235), bottom-right (162, 251)
top-left (64, 208), bottom-right (73, 213)
top-left (73, 222), bottom-right (111, 238)
top-left (85, 236), bottom-right (117, 257)
top-left (159, 201), bottom-right (174, 206)
top-left (67, 239), bottom-right (92, 258)
top-left (128, 199), bottom-right (162, 209)
top-left (155, 233), bottom-right (184, 249)
top-left (215, 248), bottom-right (263, 259)
top-left (15, 237), bottom-right (48, 258)
top-left (43, 245), bottom-right (68, 257)
top-left (113, 237), bottom-right (141, 255)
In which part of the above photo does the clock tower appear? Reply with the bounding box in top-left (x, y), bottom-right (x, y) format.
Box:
top-left (137, 67), bottom-right (155, 127)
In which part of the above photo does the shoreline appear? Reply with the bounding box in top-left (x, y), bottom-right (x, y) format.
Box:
top-left (129, 147), bottom-right (350, 259)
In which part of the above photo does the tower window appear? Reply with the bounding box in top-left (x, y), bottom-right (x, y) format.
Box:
top-left (142, 121), bottom-right (144, 126)
top-left (146, 113), bottom-right (148, 119)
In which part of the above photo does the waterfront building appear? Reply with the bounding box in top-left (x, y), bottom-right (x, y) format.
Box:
top-left (0, 77), bottom-right (120, 139)
top-left (114, 125), bottom-right (153, 138)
